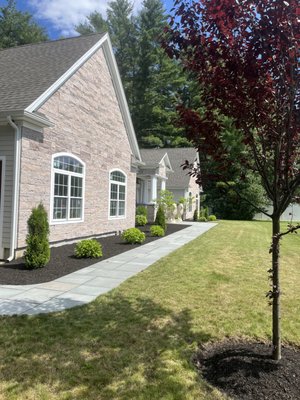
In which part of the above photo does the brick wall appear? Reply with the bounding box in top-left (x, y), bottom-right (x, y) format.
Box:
top-left (17, 47), bottom-right (136, 248)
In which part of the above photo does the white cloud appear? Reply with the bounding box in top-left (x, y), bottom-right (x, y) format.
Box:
top-left (29, 0), bottom-right (143, 37)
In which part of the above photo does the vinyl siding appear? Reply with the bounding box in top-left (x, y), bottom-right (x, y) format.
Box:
top-left (0, 125), bottom-right (14, 253)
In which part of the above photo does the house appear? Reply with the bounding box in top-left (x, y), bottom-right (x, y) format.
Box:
top-left (0, 33), bottom-right (142, 261)
top-left (137, 148), bottom-right (200, 220)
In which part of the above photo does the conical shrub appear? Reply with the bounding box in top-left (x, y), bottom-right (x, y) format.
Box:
top-left (24, 203), bottom-right (50, 269)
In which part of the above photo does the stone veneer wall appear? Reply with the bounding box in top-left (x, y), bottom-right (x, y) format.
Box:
top-left (185, 175), bottom-right (200, 220)
top-left (17, 47), bottom-right (136, 249)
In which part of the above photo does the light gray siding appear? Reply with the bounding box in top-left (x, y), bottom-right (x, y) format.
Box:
top-left (167, 189), bottom-right (185, 203)
top-left (0, 125), bottom-right (14, 254)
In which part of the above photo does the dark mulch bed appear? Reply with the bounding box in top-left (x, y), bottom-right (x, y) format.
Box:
top-left (0, 224), bottom-right (189, 285)
top-left (195, 339), bottom-right (300, 400)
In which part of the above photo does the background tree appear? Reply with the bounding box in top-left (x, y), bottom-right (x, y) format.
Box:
top-left (165, 0), bottom-right (300, 360)
top-left (75, 0), bottom-right (193, 147)
top-left (204, 178), bottom-right (267, 220)
top-left (76, 11), bottom-right (108, 35)
top-left (76, 0), bottom-right (138, 112)
top-left (0, 0), bottom-right (47, 48)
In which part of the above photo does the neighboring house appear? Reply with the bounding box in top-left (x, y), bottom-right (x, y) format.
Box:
top-left (0, 33), bottom-right (141, 260)
top-left (137, 148), bottom-right (200, 220)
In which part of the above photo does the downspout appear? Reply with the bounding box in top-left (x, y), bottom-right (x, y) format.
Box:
top-left (7, 116), bottom-right (21, 261)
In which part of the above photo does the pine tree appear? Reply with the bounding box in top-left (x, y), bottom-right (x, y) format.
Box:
top-left (106, 0), bottom-right (138, 107)
top-left (0, 0), bottom-right (48, 48)
top-left (75, 0), bottom-right (137, 109)
top-left (134, 0), bottom-right (192, 147)
top-left (75, 0), bottom-right (193, 147)
top-left (76, 11), bottom-right (108, 35)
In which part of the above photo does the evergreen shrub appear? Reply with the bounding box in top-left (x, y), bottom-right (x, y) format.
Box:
top-left (135, 215), bottom-right (147, 226)
top-left (24, 203), bottom-right (50, 269)
top-left (150, 225), bottom-right (165, 237)
top-left (155, 205), bottom-right (166, 231)
top-left (122, 228), bottom-right (145, 244)
top-left (193, 209), bottom-right (199, 221)
top-left (136, 206), bottom-right (147, 217)
top-left (75, 239), bottom-right (102, 258)
top-left (208, 215), bottom-right (217, 221)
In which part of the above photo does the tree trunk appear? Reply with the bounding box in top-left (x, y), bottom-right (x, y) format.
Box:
top-left (272, 216), bottom-right (281, 361)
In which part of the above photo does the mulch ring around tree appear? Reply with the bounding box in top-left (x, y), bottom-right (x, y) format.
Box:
top-left (194, 339), bottom-right (300, 400)
top-left (0, 223), bottom-right (190, 286)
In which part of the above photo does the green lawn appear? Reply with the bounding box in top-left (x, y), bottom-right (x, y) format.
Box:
top-left (0, 221), bottom-right (299, 400)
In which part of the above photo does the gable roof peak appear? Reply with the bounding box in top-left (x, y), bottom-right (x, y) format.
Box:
top-left (0, 32), bottom-right (107, 54)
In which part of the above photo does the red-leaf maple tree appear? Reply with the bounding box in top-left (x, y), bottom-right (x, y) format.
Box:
top-left (164, 0), bottom-right (300, 360)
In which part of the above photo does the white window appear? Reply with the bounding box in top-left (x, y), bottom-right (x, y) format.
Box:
top-left (109, 170), bottom-right (126, 218)
top-left (52, 154), bottom-right (85, 223)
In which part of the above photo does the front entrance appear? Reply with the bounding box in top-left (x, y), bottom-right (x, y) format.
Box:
top-left (0, 158), bottom-right (4, 259)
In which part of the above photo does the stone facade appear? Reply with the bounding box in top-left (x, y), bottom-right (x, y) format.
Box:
top-left (185, 175), bottom-right (200, 220)
top-left (17, 47), bottom-right (136, 249)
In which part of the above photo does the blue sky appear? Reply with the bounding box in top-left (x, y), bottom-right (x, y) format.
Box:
top-left (0, 0), bottom-right (173, 39)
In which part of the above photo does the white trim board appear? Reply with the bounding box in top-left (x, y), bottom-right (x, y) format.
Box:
top-left (25, 34), bottom-right (141, 164)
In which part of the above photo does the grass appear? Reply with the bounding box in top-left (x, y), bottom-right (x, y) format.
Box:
top-left (0, 220), bottom-right (299, 399)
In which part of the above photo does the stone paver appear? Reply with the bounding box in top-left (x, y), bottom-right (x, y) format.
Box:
top-left (0, 222), bottom-right (216, 315)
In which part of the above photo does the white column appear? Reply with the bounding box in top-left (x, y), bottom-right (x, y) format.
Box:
top-left (151, 176), bottom-right (157, 203)
top-left (143, 179), bottom-right (148, 204)
top-left (161, 179), bottom-right (166, 191)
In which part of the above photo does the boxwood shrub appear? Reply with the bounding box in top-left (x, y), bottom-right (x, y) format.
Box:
top-left (135, 215), bottom-right (147, 226)
top-left (150, 225), bottom-right (165, 237)
top-left (75, 239), bottom-right (102, 258)
top-left (122, 228), bottom-right (145, 244)
top-left (208, 215), bottom-right (217, 221)
top-left (136, 205), bottom-right (147, 217)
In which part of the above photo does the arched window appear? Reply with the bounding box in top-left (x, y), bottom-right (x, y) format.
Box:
top-left (52, 154), bottom-right (84, 222)
top-left (109, 170), bottom-right (126, 218)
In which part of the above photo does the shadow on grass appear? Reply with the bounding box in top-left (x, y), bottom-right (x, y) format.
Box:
top-left (0, 294), bottom-right (213, 399)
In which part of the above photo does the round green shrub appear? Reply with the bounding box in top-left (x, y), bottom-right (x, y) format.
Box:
top-left (208, 215), bottom-right (217, 221)
top-left (135, 215), bottom-right (147, 226)
top-left (75, 239), bottom-right (102, 258)
top-left (150, 225), bottom-right (165, 237)
top-left (122, 228), bottom-right (145, 244)
top-left (155, 205), bottom-right (166, 231)
top-left (25, 203), bottom-right (50, 269)
top-left (198, 216), bottom-right (207, 222)
top-left (136, 205), bottom-right (148, 217)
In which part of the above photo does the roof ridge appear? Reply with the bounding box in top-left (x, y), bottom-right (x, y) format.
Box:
top-left (0, 32), bottom-right (107, 53)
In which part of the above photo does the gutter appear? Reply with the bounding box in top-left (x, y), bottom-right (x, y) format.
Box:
top-left (7, 116), bottom-right (21, 261)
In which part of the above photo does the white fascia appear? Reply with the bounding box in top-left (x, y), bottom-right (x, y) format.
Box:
top-left (25, 33), bottom-right (108, 113)
top-left (159, 153), bottom-right (173, 172)
top-left (24, 33), bottom-right (142, 164)
top-left (0, 110), bottom-right (53, 129)
top-left (101, 37), bottom-right (142, 164)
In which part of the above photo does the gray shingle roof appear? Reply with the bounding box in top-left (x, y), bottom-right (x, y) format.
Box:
top-left (140, 147), bottom-right (198, 189)
top-left (0, 33), bottom-right (105, 113)
top-left (139, 149), bottom-right (168, 166)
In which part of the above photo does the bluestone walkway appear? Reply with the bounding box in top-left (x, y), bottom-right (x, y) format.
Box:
top-left (0, 222), bottom-right (216, 315)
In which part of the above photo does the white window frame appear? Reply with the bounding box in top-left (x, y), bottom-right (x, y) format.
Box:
top-left (108, 169), bottom-right (127, 220)
top-left (50, 153), bottom-right (85, 225)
